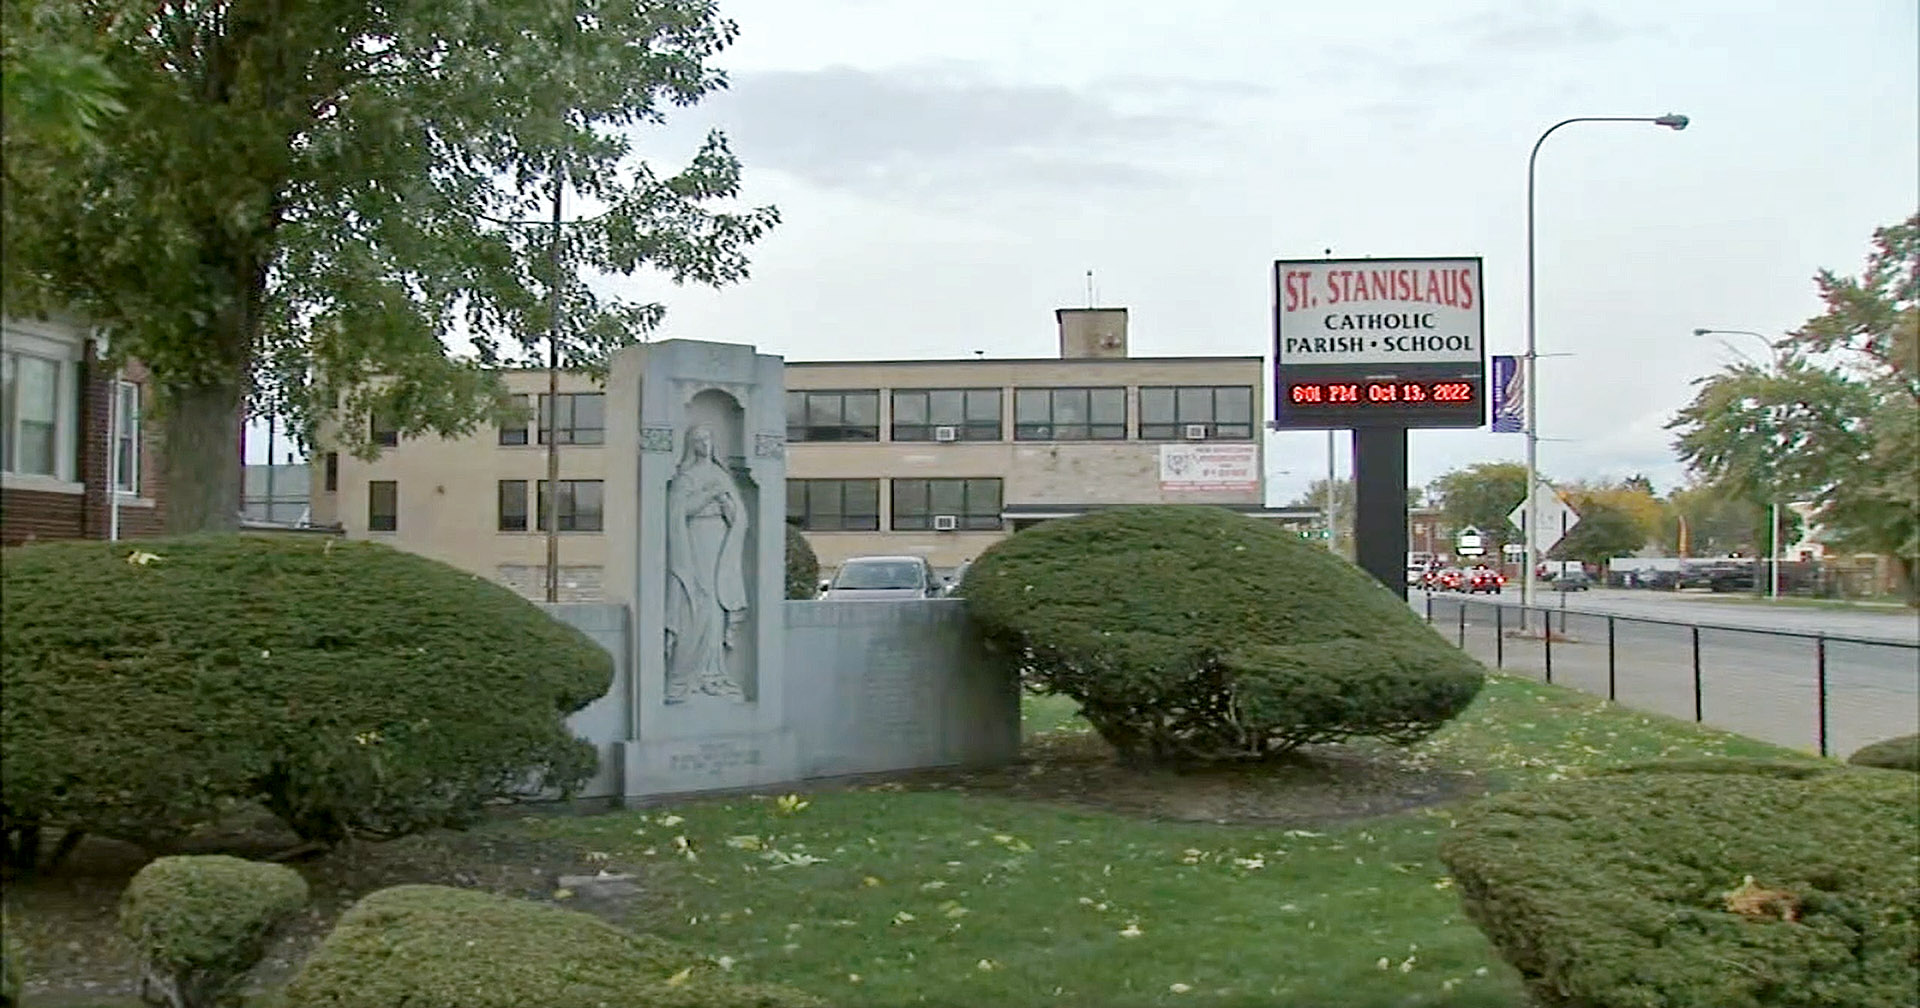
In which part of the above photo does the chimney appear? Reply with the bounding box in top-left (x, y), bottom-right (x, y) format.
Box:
top-left (1056, 307), bottom-right (1128, 359)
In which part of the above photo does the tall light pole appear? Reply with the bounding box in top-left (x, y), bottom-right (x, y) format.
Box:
top-left (1522, 113), bottom-right (1690, 613)
top-left (1694, 327), bottom-right (1784, 599)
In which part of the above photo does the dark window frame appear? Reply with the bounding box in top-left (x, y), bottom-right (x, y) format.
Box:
top-left (785, 478), bottom-right (881, 531)
top-left (1013, 386), bottom-right (1128, 441)
top-left (1138, 385), bottom-right (1254, 440)
top-left (890, 388), bottom-right (1002, 442)
top-left (890, 477), bottom-right (1003, 531)
top-left (323, 452), bottom-right (339, 492)
top-left (536, 393), bottom-right (605, 446)
top-left (498, 479), bottom-right (528, 532)
top-left (370, 408), bottom-right (399, 448)
top-left (785, 389), bottom-right (881, 442)
top-left (535, 479), bottom-right (605, 532)
top-left (368, 480), bottom-right (397, 531)
top-left (499, 394), bottom-right (530, 445)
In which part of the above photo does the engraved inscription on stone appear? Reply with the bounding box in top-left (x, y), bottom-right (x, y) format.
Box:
top-left (640, 426), bottom-right (675, 453)
top-left (862, 644), bottom-right (924, 747)
top-left (665, 740), bottom-right (764, 777)
top-left (753, 432), bottom-right (785, 459)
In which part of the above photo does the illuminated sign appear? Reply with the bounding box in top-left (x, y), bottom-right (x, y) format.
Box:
top-left (1271, 257), bottom-right (1486, 429)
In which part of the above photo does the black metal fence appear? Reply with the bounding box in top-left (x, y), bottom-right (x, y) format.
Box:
top-left (1421, 593), bottom-right (1920, 758)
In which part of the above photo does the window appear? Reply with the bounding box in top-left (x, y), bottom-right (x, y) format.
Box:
top-left (785, 390), bottom-right (879, 442)
top-left (498, 480), bottom-right (529, 531)
top-left (112, 381), bottom-right (140, 492)
top-left (368, 480), bottom-right (397, 531)
top-left (890, 388), bottom-right (1002, 441)
top-left (536, 393), bottom-right (604, 445)
top-left (499, 394), bottom-right (530, 445)
top-left (891, 478), bottom-right (1002, 531)
top-left (323, 452), bottom-right (338, 491)
top-left (1139, 385), bottom-right (1254, 440)
top-left (785, 479), bottom-right (881, 531)
top-left (1014, 387), bottom-right (1127, 441)
top-left (0, 351), bottom-right (62, 476)
top-left (370, 408), bottom-right (399, 447)
top-left (536, 480), bottom-right (604, 532)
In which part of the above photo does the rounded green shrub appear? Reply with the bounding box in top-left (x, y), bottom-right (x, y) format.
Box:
top-left (1848, 733), bottom-right (1919, 772)
top-left (1, 534), bottom-right (611, 850)
top-left (1440, 764), bottom-right (1919, 1008)
top-left (962, 505), bottom-right (1484, 762)
top-left (119, 854), bottom-right (309, 1008)
top-left (784, 525), bottom-right (819, 600)
top-left (282, 884), bottom-right (822, 1007)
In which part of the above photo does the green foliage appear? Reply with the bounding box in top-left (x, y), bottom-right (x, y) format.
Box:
top-left (118, 855), bottom-right (308, 1008)
top-left (784, 525), bottom-right (819, 600)
top-left (282, 884), bottom-right (822, 1008)
top-left (4, 0), bottom-right (777, 532)
top-left (1428, 462), bottom-right (1528, 552)
top-left (0, 534), bottom-right (610, 849)
top-left (1, 911), bottom-right (16, 1008)
top-left (1441, 763), bottom-right (1920, 1008)
top-left (1664, 484), bottom-right (1764, 556)
top-left (1670, 214), bottom-right (1919, 593)
top-left (1848, 734), bottom-right (1919, 772)
top-left (962, 506), bottom-right (1484, 763)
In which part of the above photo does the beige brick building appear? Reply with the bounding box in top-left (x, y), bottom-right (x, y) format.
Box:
top-left (308, 308), bottom-right (1315, 599)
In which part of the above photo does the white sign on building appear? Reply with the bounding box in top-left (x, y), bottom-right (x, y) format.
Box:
top-left (1159, 443), bottom-right (1259, 493)
top-left (1274, 259), bottom-right (1483, 366)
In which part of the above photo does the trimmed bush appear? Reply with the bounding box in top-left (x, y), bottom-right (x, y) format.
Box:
top-left (1440, 764), bottom-right (1920, 1008)
top-left (1848, 733), bottom-right (1919, 772)
top-left (2, 911), bottom-right (18, 1008)
top-left (784, 525), bottom-right (819, 600)
top-left (119, 855), bottom-right (309, 1008)
top-left (962, 505), bottom-right (1484, 762)
top-left (282, 884), bottom-right (821, 1007)
top-left (1, 535), bottom-right (610, 851)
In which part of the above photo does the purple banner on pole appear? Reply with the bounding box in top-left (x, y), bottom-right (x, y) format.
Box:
top-left (1490, 354), bottom-right (1523, 433)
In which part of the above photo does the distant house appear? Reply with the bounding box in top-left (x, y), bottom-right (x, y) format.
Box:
top-left (1, 314), bottom-right (167, 545)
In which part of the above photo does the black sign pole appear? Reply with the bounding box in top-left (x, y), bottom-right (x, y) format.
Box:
top-left (1353, 425), bottom-right (1410, 598)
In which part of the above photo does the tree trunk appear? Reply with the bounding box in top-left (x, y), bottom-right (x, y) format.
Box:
top-left (161, 378), bottom-right (245, 534)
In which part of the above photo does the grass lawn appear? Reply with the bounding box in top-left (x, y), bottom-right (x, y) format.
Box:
top-left (6, 676), bottom-right (1810, 1008)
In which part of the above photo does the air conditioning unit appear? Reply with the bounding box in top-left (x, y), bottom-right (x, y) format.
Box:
top-left (1183, 423), bottom-right (1210, 441)
top-left (932, 514), bottom-right (959, 532)
top-left (933, 425), bottom-right (959, 442)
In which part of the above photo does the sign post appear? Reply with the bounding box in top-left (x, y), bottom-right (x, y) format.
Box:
top-left (1272, 257), bottom-right (1486, 596)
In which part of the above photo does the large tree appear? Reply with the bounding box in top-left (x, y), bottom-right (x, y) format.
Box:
top-left (3, 1), bottom-right (778, 532)
top-left (1669, 214), bottom-right (1917, 594)
top-left (1427, 461), bottom-right (1529, 552)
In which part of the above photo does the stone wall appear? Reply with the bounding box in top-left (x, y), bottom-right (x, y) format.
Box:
top-left (542, 599), bottom-right (1018, 799)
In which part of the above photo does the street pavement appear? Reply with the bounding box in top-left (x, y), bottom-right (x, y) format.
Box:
top-left (1416, 590), bottom-right (1919, 759)
top-left (1489, 586), bottom-right (1918, 643)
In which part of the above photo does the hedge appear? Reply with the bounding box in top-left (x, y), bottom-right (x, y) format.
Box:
top-left (1, 535), bottom-right (611, 853)
top-left (1848, 733), bottom-right (1919, 772)
top-left (784, 525), bottom-right (819, 600)
top-left (962, 505), bottom-right (1484, 762)
top-left (282, 884), bottom-right (821, 1007)
top-left (1440, 762), bottom-right (1919, 1008)
top-left (119, 855), bottom-right (309, 1008)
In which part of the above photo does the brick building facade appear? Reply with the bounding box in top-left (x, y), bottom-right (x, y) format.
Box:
top-left (2, 315), bottom-right (167, 545)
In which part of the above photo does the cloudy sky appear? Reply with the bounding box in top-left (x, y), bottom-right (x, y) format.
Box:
top-left (260, 1), bottom-right (1919, 509)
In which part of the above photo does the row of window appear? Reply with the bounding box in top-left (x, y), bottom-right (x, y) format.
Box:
top-left (1, 348), bottom-right (141, 490)
top-left (786, 385), bottom-right (1254, 443)
top-left (360, 477), bottom-right (1006, 534)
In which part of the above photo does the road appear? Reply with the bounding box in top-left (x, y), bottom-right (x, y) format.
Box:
top-left (1416, 590), bottom-right (1919, 759)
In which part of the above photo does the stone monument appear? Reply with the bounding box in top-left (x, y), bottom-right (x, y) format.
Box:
top-left (604, 340), bottom-right (794, 795)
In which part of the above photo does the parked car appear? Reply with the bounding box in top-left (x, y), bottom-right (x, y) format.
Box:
top-left (1466, 566), bottom-right (1505, 594)
top-left (1551, 571), bottom-right (1592, 592)
top-left (819, 556), bottom-right (944, 600)
top-left (944, 560), bottom-right (973, 596)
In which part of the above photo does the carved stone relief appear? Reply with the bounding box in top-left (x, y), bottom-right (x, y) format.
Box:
top-left (662, 424), bottom-right (750, 703)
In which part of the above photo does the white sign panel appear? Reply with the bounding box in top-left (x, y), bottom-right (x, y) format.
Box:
top-left (1159, 443), bottom-right (1259, 493)
top-left (1275, 259), bottom-right (1483, 366)
top-left (1507, 482), bottom-right (1582, 554)
top-left (1456, 526), bottom-right (1484, 556)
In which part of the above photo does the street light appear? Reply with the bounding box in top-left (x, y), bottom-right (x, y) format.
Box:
top-left (1693, 326), bottom-right (1787, 599)
top-left (1522, 113), bottom-right (1690, 614)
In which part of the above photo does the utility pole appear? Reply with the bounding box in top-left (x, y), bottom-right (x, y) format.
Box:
top-left (543, 178), bottom-right (564, 604)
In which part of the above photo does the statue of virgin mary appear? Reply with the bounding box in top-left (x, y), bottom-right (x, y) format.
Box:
top-left (664, 424), bottom-right (749, 702)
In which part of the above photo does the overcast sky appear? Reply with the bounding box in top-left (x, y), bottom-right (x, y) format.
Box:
top-left (255, 0), bottom-right (1919, 510)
